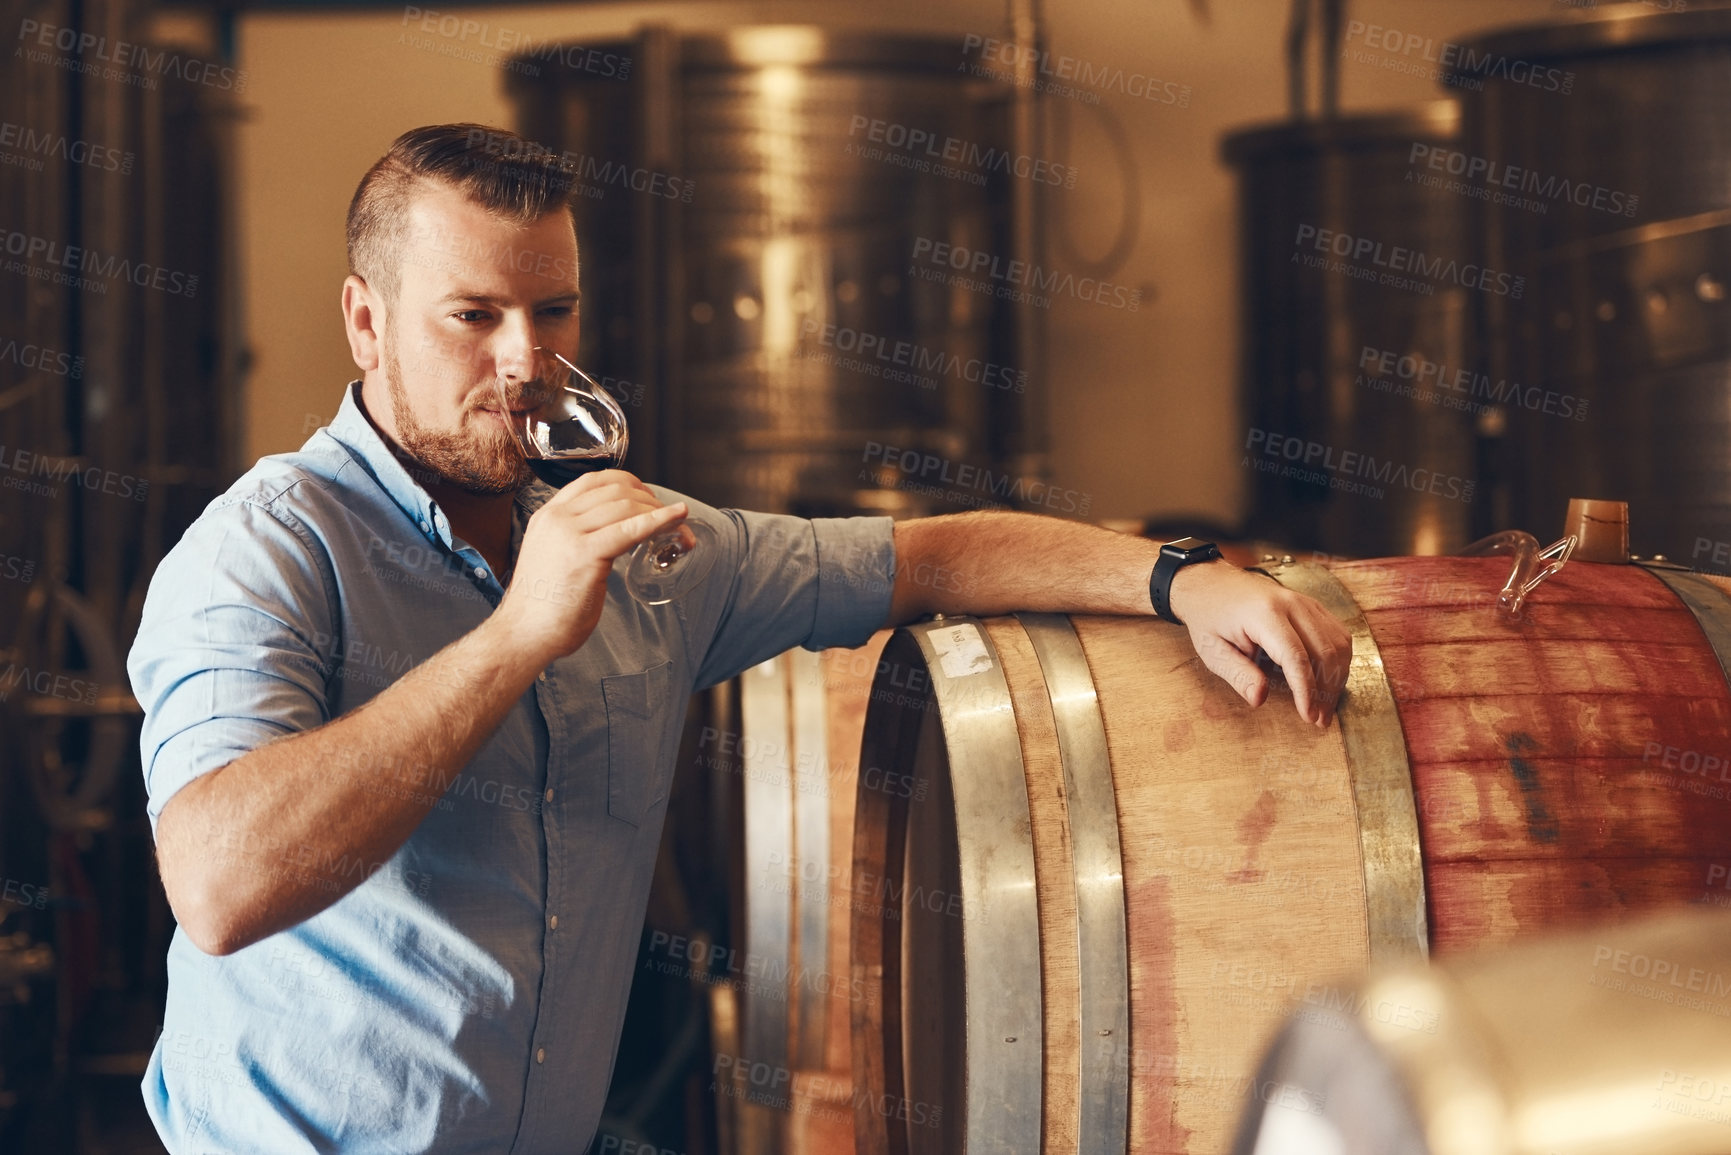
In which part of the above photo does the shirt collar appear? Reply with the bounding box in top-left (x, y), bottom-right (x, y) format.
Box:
top-left (323, 380), bottom-right (556, 549)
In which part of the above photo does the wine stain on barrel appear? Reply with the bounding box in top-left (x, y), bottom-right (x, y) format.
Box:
top-left (1227, 789), bottom-right (1278, 883)
top-left (1129, 873), bottom-right (1192, 1153)
top-left (1163, 718), bottom-right (1194, 753)
top-left (1505, 732), bottom-right (1560, 844)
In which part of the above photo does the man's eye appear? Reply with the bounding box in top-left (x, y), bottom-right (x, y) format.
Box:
top-left (540, 306), bottom-right (575, 318)
top-left (454, 310), bottom-right (490, 324)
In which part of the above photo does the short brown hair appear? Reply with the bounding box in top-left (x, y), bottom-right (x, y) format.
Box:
top-left (345, 123), bottom-right (579, 305)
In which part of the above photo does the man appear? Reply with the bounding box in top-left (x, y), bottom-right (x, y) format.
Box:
top-left (128, 123), bottom-right (1349, 1153)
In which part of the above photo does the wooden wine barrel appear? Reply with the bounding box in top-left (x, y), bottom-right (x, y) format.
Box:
top-left (1233, 905), bottom-right (1731, 1155)
top-left (718, 632), bottom-right (889, 1155)
top-left (850, 557), bottom-right (1731, 1155)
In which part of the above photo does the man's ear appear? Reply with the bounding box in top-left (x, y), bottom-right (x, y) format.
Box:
top-left (342, 274), bottom-right (383, 372)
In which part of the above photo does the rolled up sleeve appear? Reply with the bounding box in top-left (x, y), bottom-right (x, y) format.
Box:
top-left (806, 514), bottom-right (897, 649)
top-left (667, 488), bottom-right (895, 690)
top-left (127, 494), bottom-right (336, 836)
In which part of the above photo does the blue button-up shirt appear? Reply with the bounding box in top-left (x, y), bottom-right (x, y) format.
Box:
top-left (127, 380), bottom-right (896, 1153)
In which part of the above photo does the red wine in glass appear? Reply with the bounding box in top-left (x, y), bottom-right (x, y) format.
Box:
top-left (527, 451), bottom-right (615, 488)
top-left (499, 349), bottom-right (715, 604)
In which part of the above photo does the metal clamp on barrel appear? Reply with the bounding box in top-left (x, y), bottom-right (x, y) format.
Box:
top-left (853, 617), bottom-right (1045, 1153)
top-left (907, 617), bottom-right (1044, 1151)
top-left (1637, 560), bottom-right (1731, 690)
top-left (1017, 613), bottom-right (1131, 1155)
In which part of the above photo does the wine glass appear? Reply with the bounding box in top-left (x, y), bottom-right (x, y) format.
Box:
top-left (494, 348), bottom-right (714, 604)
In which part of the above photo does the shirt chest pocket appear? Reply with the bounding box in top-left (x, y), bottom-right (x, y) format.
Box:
top-left (601, 660), bottom-right (677, 827)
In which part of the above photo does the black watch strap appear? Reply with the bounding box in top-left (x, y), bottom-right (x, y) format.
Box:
top-left (1149, 537), bottom-right (1223, 625)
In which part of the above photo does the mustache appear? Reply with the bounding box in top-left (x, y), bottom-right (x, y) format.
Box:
top-left (477, 379), bottom-right (554, 413)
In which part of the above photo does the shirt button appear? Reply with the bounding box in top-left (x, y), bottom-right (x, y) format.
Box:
top-left (549, 915), bottom-right (558, 930)
top-left (538, 670), bottom-right (547, 682)
top-left (473, 565), bottom-right (487, 579)
top-left (419, 520), bottom-right (429, 532)
top-left (536, 1048), bottom-right (546, 1064)
top-left (544, 787), bottom-right (554, 802)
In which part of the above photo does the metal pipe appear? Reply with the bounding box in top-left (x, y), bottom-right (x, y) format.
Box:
top-left (1007, 0), bottom-right (1048, 486)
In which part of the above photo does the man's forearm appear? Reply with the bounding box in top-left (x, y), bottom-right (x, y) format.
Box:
top-left (889, 511), bottom-right (1169, 623)
top-left (887, 510), bottom-right (1351, 726)
top-left (156, 615), bottom-right (548, 955)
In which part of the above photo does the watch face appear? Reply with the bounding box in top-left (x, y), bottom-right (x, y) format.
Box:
top-left (1164, 536), bottom-right (1213, 559)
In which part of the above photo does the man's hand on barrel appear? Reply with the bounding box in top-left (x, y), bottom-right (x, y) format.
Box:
top-left (1169, 560), bottom-right (1351, 728)
top-left (886, 512), bottom-right (1351, 726)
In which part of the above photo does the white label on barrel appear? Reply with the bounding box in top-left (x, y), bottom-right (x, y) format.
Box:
top-left (930, 623), bottom-right (992, 678)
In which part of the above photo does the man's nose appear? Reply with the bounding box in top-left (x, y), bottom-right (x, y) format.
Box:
top-left (494, 316), bottom-right (541, 382)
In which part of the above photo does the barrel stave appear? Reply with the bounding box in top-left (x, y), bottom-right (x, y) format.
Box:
top-left (1071, 615), bottom-right (1374, 1155)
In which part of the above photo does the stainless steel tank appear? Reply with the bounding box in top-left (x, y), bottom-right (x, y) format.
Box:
top-left (1458, 2), bottom-right (1731, 567)
top-left (507, 27), bottom-right (1037, 517)
top-left (1223, 103), bottom-right (1477, 557)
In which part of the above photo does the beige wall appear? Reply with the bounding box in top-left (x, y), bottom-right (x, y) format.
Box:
top-left (227, 0), bottom-right (1542, 525)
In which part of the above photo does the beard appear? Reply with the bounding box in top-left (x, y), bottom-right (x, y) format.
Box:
top-left (382, 332), bottom-right (533, 497)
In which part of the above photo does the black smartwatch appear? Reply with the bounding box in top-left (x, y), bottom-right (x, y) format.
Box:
top-left (1149, 537), bottom-right (1223, 624)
